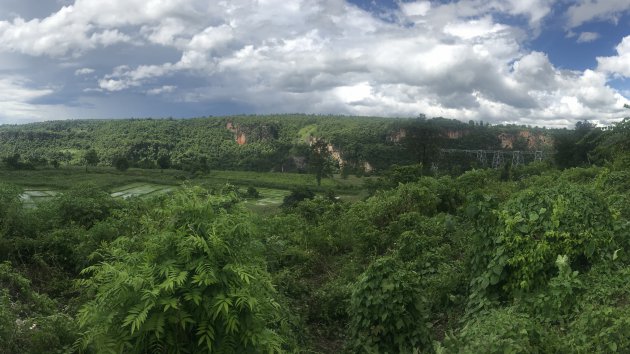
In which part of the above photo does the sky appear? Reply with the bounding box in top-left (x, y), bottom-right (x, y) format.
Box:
top-left (1, 0), bottom-right (630, 128)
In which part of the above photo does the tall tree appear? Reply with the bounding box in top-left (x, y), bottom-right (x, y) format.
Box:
top-left (157, 154), bottom-right (171, 172)
top-left (2, 154), bottom-right (21, 170)
top-left (554, 120), bottom-right (601, 168)
top-left (309, 139), bottom-right (333, 186)
top-left (83, 149), bottom-right (99, 172)
top-left (112, 156), bottom-right (130, 171)
top-left (402, 120), bottom-right (444, 169)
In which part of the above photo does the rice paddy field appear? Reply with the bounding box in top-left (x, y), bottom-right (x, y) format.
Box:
top-left (110, 183), bottom-right (177, 199)
top-left (19, 189), bottom-right (60, 208)
top-left (4, 166), bottom-right (369, 213)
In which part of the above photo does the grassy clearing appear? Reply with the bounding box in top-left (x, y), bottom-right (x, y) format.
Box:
top-left (1, 167), bottom-right (368, 192)
top-left (242, 187), bottom-right (291, 215)
top-left (247, 187), bottom-right (290, 206)
top-left (4, 167), bottom-right (371, 212)
top-left (204, 170), bottom-right (366, 193)
top-left (0, 166), bottom-right (185, 190)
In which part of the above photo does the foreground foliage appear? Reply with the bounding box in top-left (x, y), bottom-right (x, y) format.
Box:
top-left (2, 117), bottom-right (630, 352)
top-left (76, 188), bottom-right (289, 353)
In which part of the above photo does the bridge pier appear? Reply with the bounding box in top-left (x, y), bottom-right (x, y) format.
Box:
top-left (438, 149), bottom-right (546, 170)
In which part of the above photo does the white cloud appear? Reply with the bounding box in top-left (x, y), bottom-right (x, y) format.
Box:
top-left (0, 77), bottom-right (54, 121)
top-left (334, 82), bottom-right (372, 104)
top-left (0, 0), bottom-right (628, 127)
top-left (90, 29), bottom-right (130, 46)
top-left (443, 17), bottom-right (510, 40)
top-left (597, 35), bottom-right (630, 77)
top-left (576, 31), bottom-right (600, 43)
top-left (406, 0), bottom-right (555, 29)
top-left (98, 78), bottom-right (130, 91)
top-left (512, 51), bottom-right (558, 91)
top-left (503, 0), bottom-right (554, 27)
top-left (75, 67), bottom-right (95, 75)
top-left (147, 85), bottom-right (176, 95)
top-left (567, 0), bottom-right (630, 28)
top-left (0, 0), bottom-right (206, 57)
top-left (0, 5), bottom-right (131, 57)
top-left (401, 1), bottom-right (431, 17)
top-left (60, 0), bottom-right (630, 127)
top-left (141, 18), bottom-right (188, 47)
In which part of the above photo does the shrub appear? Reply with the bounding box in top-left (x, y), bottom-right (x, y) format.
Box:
top-left (41, 184), bottom-right (121, 229)
top-left (468, 184), bottom-right (617, 309)
top-left (112, 156), bottom-right (130, 171)
top-left (76, 187), bottom-right (289, 353)
top-left (441, 307), bottom-right (544, 353)
top-left (0, 262), bottom-right (77, 354)
top-left (565, 304), bottom-right (630, 353)
top-left (348, 256), bottom-right (432, 353)
top-left (281, 187), bottom-right (315, 209)
top-left (393, 214), bottom-right (469, 313)
top-left (245, 186), bottom-right (261, 199)
top-left (456, 168), bottom-right (499, 194)
top-left (0, 183), bottom-right (22, 237)
top-left (560, 266), bottom-right (630, 353)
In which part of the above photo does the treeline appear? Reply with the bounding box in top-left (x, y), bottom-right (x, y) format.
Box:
top-left (0, 115), bottom-right (553, 176)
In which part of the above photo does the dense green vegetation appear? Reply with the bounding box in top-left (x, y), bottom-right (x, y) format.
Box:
top-left (0, 115), bottom-right (554, 177)
top-left (1, 115), bottom-right (630, 353)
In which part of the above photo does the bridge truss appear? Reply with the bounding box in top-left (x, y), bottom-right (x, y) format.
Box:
top-left (438, 149), bottom-right (545, 170)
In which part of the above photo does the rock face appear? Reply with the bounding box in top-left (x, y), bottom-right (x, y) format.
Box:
top-left (305, 136), bottom-right (380, 172)
top-left (306, 136), bottom-right (345, 167)
top-left (446, 130), bottom-right (466, 139)
top-left (498, 130), bottom-right (552, 150)
top-left (226, 121), bottom-right (277, 145)
top-left (226, 122), bottom-right (236, 132)
top-left (226, 121), bottom-right (246, 145)
top-left (387, 129), bottom-right (407, 142)
top-left (224, 121), bottom-right (553, 174)
top-left (327, 143), bottom-right (344, 167)
top-left (236, 132), bottom-right (247, 145)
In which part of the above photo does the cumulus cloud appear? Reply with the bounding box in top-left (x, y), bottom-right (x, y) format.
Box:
top-left (0, 0), bottom-right (208, 57)
top-left (0, 0), bottom-right (628, 127)
top-left (0, 6), bottom-right (131, 57)
top-left (407, 0), bottom-right (554, 29)
top-left (567, 0), bottom-right (630, 28)
top-left (597, 35), bottom-right (630, 77)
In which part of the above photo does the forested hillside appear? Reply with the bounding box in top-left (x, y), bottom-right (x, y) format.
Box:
top-left (0, 115), bottom-right (554, 175)
top-left (2, 116), bottom-right (630, 353)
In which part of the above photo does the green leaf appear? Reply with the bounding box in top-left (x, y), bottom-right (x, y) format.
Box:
top-left (609, 342), bottom-right (617, 352)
